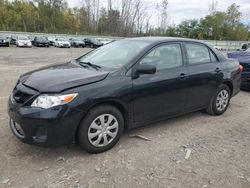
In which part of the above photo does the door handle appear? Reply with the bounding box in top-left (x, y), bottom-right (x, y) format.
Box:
top-left (179, 73), bottom-right (187, 80)
top-left (215, 68), bottom-right (221, 73)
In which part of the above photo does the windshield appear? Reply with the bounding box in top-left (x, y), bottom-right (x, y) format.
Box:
top-left (73, 39), bottom-right (82, 42)
top-left (78, 40), bottom-right (149, 70)
top-left (19, 36), bottom-right (29, 40)
top-left (37, 37), bottom-right (47, 41)
top-left (91, 38), bottom-right (99, 43)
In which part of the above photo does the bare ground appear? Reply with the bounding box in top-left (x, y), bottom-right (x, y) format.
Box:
top-left (0, 47), bottom-right (249, 188)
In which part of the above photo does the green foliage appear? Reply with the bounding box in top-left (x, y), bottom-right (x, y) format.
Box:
top-left (165, 3), bottom-right (249, 41)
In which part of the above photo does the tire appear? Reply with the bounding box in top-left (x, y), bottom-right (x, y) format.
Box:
top-left (206, 84), bottom-right (231, 116)
top-left (77, 105), bottom-right (124, 153)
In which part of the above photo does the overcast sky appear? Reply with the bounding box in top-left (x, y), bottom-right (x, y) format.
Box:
top-left (68, 0), bottom-right (250, 25)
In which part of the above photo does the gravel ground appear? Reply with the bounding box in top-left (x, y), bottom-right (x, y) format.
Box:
top-left (0, 47), bottom-right (249, 188)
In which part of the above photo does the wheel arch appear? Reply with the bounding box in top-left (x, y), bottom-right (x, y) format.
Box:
top-left (75, 99), bottom-right (130, 139)
top-left (222, 81), bottom-right (233, 96)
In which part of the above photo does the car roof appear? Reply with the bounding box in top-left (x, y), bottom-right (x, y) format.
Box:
top-left (124, 37), bottom-right (205, 44)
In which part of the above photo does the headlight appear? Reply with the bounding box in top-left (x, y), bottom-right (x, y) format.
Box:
top-left (31, 93), bottom-right (78, 109)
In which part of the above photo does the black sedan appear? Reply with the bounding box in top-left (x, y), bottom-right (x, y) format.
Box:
top-left (84, 38), bottom-right (103, 48)
top-left (8, 37), bottom-right (241, 153)
top-left (0, 35), bottom-right (9, 47)
top-left (33, 36), bottom-right (50, 47)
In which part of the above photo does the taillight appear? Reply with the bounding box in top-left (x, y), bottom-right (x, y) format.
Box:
top-left (239, 64), bottom-right (244, 73)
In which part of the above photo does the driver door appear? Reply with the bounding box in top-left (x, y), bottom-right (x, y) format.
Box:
top-left (132, 43), bottom-right (189, 123)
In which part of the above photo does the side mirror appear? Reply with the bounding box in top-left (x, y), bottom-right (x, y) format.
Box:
top-left (136, 64), bottom-right (156, 75)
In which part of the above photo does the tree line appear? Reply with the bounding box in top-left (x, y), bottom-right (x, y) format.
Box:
top-left (166, 3), bottom-right (250, 41)
top-left (0, 0), bottom-right (249, 40)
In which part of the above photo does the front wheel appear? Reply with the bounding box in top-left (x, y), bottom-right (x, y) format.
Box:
top-left (206, 84), bottom-right (231, 115)
top-left (77, 105), bottom-right (124, 153)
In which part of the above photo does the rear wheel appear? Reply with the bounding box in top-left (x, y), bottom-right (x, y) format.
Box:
top-left (206, 84), bottom-right (231, 115)
top-left (77, 105), bottom-right (124, 153)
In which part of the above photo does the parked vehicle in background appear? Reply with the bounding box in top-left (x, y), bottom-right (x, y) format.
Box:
top-left (54, 38), bottom-right (71, 48)
top-left (16, 36), bottom-right (32, 47)
top-left (228, 48), bottom-right (250, 90)
top-left (28, 36), bottom-right (35, 45)
top-left (10, 35), bottom-right (17, 45)
top-left (241, 43), bottom-right (250, 50)
top-left (214, 46), bottom-right (223, 51)
top-left (47, 37), bottom-right (56, 46)
top-left (97, 38), bottom-right (114, 45)
top-left (8, 37), bottom-right (241, 153)
top-left (84, 38), bottom-right (103, 48)
top-left (69, 38), bottom-right (86, 47)
top-left (0, 35), bottom-right (10, 47)
top-left (33, 36), bottom-right (50, 47)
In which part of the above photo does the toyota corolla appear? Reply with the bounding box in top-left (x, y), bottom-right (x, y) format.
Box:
top-left (8, 37), bottom-right (241, 153)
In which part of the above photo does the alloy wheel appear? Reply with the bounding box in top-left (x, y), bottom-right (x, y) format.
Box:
top-left (216, 89), bottom-right (229, 111)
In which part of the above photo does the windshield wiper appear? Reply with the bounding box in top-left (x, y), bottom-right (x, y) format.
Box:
top-left (79, 61), bottom-right (101, 70)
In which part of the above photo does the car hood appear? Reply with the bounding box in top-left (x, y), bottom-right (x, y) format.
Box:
top-left (18, 40), bottom-right (31, 43)
top-left (58, 41), bottom-right (70, 44)
top-left (37, 40), bottom-right (49, 43)
top-left (20, 62), bottom-right (109, 93)
top-left (74, 41), bottom-right (84, 44)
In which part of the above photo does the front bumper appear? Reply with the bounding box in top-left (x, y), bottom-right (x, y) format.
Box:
top-left (37, 43), bottom-right (49, 47)
top-left (0, 42), bottom-right (9, 46)
top-left (74, 43), bottom-right (85, 47)
top-left (8, 98), bottom-right (85, 147)
top-left (241, 72), bottom-right (250, 90)
top-left (18, 43), bottom-right (32, 47)
top-left (58, 43), bottom-right (70, 48)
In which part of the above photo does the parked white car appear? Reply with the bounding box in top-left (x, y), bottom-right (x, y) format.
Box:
top-left (47, 37), bottom-right (56, 46)
top-left (97, 38), bottom-right (114, 45)
top-left (54, 38), bottom-right (71, 48)
top-left (16, 36), bottom-right (32, 47)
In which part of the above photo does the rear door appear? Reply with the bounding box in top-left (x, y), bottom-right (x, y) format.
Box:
top-left (184, 42), bottom-right (224, 109)
top-left (132, 43), bottom-right (189, 123)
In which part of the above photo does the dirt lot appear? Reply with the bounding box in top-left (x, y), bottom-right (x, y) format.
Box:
top-left (0, 47), bottom-right (249, 188)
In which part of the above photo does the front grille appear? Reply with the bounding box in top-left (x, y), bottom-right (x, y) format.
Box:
top-left (12, 87), bottom-right (34, 104)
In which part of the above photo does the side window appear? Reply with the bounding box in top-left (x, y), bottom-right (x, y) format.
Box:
top-left (140, 43), bottom-right (183, 70)
top-left (185, 43), bottom-right (211, 65)
top-left (210, 51), bottom-right (218, 62)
